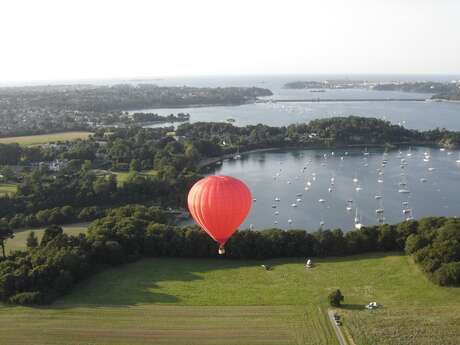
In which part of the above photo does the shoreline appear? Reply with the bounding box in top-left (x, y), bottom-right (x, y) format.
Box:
top-left (198, 141), bottom-right (439, 169)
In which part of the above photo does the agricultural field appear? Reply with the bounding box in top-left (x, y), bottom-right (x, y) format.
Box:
top-left (344, 306), bottom-right (460, 345)
top-left (8, 223), bottom-right (89, 253)
top-left (0, 183), bottom-right (17, 196)
top-left (0, 253), bottom-right (459, 345)
top-left (0, 131), bottom-right (92, 146)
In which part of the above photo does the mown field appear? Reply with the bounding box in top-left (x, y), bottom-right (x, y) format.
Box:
top-left (0, 183), bottom-right (17, 196)
top-left (0, 254), bottom-right (459, 345)
top-left (8, 223), bottom-right (89, 253)
top-left (0, 131), bottom-right (92, 146)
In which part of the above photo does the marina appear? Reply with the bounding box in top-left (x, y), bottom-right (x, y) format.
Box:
top-left (213, 146), bottom-right (460, 231)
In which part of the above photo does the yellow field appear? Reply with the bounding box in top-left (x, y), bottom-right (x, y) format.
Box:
top-left (0, 131), bottom-right (92, 146)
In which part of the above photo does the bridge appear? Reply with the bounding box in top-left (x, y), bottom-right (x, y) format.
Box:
top-left (259, 98), bottom-right (427, 103)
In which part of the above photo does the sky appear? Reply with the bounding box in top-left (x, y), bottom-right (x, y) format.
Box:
top-left (0, 0), bottom-right (459, 83)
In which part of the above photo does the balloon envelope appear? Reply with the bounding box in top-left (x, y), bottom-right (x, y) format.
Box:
top-left (187, 175), bottom-right (252, 245)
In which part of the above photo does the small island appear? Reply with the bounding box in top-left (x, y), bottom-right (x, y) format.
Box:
top-left (373, 81), bottom-right (460, 100)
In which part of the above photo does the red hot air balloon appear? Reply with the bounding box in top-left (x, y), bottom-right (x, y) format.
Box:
top-left (187, 175), bottom-right (252, 254)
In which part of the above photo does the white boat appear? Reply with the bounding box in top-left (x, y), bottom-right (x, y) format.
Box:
top-left (353, 177), bottom-right (359, 183)
top-left (318, 199), bottom-right (326, 203)
top-left (374, 195), bottom-right (383, 200)
top-left (274, 197), bottom-right (280, 202)
top-left (291, 203), bottom-right (298, 207)
top-left (320, 221), bottom-right (325, 227)
top-left (296, 193), bottom-right (302, 197)
top-left (398, 189), bottom-right (410, 194)
top-left (296, 198), bottom-right (302, 202)
top-left (420, 178), bottom-right (427, 183)
top-left (355, 186), bottom-right (362, 192)
top-left (377, 179), bottom-right (384, 184)
top-left (403, 208), bottom-right (412, 214)
top-left (428, 167), bottom-right (436, 172)
top-left (328, 188), bottom-right (333, 193)
top-left (304, 187), bottom-right (310, 191)
top-left (402, 201), bottom-right (409, 206)
top-left (375, 208), bottom-right (384, 214)
top-left (288, 219), bottom-right (292, 224)
top-left (354, 208), bottom-right (363, 229)
top-left (253, 198), bottom-right (257, 202)
top-left (274, 211), bottom-right (279, 215)
top-left (346, 206), bottom-right (352, 212)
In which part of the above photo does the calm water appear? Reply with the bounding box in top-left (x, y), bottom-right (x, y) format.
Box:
top-left (212, 147), bottom-right (460, 231)
top-left (144, 75), bottom-right (460, 229)
top-left (138, 75), bottom-right (460, 131)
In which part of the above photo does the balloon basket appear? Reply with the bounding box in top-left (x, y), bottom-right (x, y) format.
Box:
top-left (218, 245), bottom-right (225, 255)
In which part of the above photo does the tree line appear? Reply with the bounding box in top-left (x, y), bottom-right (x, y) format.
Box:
top-left (0, 204), bottom-right (459, 305)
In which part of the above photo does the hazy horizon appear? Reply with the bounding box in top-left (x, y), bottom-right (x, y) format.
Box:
top-left (1, 0), bottom-right (459, 83)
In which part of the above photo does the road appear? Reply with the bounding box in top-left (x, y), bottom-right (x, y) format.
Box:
top-left (328, 309), bottom-right (348, 345)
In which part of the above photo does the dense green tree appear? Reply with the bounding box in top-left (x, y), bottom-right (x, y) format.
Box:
top-left (0, 219), bottom-right (13, 258)
top-left (328, 289), bottom-right (344, 307)
top-left (26, 231), bottom-right (38, 249)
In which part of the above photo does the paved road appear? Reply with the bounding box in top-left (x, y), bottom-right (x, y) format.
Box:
top-left (328, 309), bottom-right (348, 345)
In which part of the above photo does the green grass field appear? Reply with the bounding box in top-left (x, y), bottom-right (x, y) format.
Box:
top-left (0, 183), bottom-right (17, 196)
top-left (1, 253), bottom-right (459, 345)
top-left (0, 131), bottom-right (92, 146)
top-left (114, 169), bottom-right (157, 186)
top-left (8, 223), bottom-right (89, 253)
